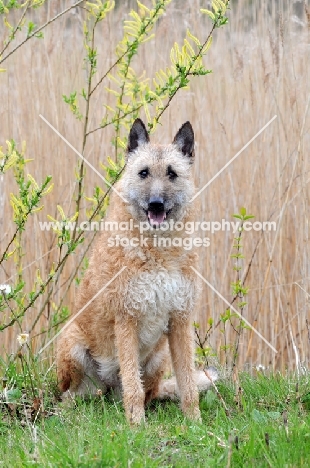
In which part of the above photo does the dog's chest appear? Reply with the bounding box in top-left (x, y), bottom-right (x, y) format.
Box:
top-left (124, 269), bottom-right (196, 348)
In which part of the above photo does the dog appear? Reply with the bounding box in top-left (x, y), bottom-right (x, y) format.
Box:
top-left (57, 119), bottom-right (216, 424)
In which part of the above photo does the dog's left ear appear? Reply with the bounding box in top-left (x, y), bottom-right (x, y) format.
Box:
top-left (127, 118), bottom-right (150, 154)
top-left (173, 121), bottom-right (195, 161)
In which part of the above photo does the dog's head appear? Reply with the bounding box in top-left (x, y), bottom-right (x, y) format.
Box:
top-left (120, 119), bottom-right (196, 227)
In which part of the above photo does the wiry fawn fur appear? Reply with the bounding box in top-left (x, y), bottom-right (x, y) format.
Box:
top-left (57, 119), bottom-right (214, 424)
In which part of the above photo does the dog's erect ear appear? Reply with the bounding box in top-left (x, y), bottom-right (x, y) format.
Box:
top-left (127, 118), bottom-right (150, 154)
top-left (172, 121), bottom-right (195, 160)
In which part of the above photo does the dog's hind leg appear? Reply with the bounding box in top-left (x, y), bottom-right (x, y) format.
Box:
top-left (57, 322), bottom-right (104, 396)
top-left (57, 326), bottom-right (84, 394)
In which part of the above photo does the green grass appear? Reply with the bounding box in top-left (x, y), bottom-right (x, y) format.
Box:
top-left (1, 368), bottom-right (310, 467)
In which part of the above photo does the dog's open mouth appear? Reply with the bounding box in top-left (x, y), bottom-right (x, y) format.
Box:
top-left (147, 210), bottom-right (167, 227)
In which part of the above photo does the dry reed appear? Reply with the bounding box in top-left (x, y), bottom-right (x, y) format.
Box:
top-left (0, 0), bottom-right (309, 371)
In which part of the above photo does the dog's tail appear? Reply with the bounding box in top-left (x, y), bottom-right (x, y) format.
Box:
top-left (157, 367), bottom-right (219, 400)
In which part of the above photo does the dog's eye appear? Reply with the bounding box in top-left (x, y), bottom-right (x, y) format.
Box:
top-left (139, 169), bottom-right (149, 179)
top-left (167, 166), bottom-right (178, 180)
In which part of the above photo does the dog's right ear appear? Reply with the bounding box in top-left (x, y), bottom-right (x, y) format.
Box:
top-left (127, 119), bottom-right (150, 154)
top-left (173, 121), bottom-right (195, 160)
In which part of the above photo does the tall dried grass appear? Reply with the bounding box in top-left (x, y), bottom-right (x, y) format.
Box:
top-left (0, 0), bottom-right (309, 371)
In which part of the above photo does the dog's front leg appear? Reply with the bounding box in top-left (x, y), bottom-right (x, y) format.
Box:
top-left (168, 316), bottom-right (201, 421)
top-left (115, 315), bottom-right (145, 425)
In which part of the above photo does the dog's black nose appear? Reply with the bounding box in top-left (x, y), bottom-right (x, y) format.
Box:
top-left (148, 197), bottom-right (164, 213)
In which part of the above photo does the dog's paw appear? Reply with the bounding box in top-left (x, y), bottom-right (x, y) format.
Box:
top-left (157, 376), bottom-right (178, 400)
top-left (128, 405), bottom-right (146, 426)
top-left (196, 366), bottom-right (219, 391)
top-left (183, 405), bottom-right (201, 422)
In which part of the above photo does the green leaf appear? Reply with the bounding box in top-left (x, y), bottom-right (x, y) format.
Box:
top-left (5, 388), bottom-right (22, 402)
top-left (251, 409), bottom-right (267, 424)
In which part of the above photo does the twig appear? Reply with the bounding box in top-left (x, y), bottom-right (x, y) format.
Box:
top-left (89, 1), bottom-right (166, 98)
top-left (0, 0), bottom-right (85, 65)
top-left (86, 103), bottom-right (144, 136)
top-left (231, 218), bottom-right (245, 368)
top-left (56, 231), bottom-right (96, 308)
top-left (0, 1), bottom-right (30, 58)
top-left (29, 285), bottom-right (54, 334)
top-left (31, 230), bottom-right (96, 336)
top-left (0, 164), bottom-right (125, 331)
top-left (0, 181), bottom-right (50, 266)
top-left (152, 18), bottom-right (218, 127)
top-left (204, 368), bottom-right (230, 416)
top-left (194, 327), bottom-right (205, 349)
top-left (72, 16), bottom-right (99, 242)
top-left (1, 290), bottom-right (22, 332)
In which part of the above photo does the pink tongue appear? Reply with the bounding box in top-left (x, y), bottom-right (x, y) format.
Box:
top-left (148, 211), bottom-right (166, 225)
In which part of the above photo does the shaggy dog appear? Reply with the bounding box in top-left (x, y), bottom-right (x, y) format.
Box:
top-left (57, 119), bottom-right (216, 424)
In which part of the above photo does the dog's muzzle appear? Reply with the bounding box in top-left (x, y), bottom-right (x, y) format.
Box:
top-left (147, 197), bottom-right (166, 226)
